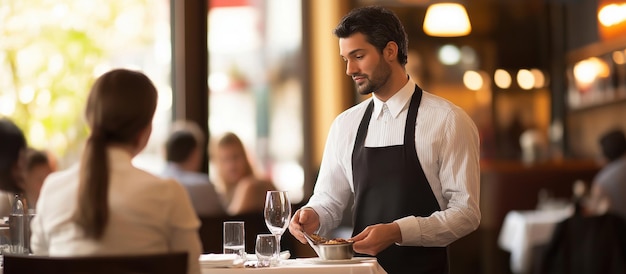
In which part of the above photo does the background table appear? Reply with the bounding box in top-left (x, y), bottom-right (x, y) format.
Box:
top-left (201, 257), bottom-right (387, 274)
top-left (498, 206), bottom-right (572, 274)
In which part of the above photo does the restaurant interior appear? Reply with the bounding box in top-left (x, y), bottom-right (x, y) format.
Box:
top-left (2, 0), bottom-right (626, 273)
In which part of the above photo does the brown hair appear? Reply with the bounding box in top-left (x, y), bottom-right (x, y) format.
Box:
top-left (74, 69), bottom-right (157, 239)
top-left (0, 118), bottom-right (27, 194)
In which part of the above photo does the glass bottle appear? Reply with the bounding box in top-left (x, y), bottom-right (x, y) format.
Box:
top-left (9, 193), bottom-right (26, 254)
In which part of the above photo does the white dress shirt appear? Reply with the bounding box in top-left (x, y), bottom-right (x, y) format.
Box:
top-left (593, 155), bottom-right (626, 218)
top-left (31, 147), bottom-right (202, 274)
top-left (305, 79), bottom-right (481, 247)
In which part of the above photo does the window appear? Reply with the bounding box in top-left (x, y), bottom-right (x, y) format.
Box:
top-left (0, 0), bottom-right (171, 172)
top-left (208, 0), bottom-right (305, 202)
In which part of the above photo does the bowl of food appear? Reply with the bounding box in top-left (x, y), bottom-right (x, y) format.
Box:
top-left (317, 239), bottom-right (354, 260)
top-left (302, 232), bottom-right (354, 260)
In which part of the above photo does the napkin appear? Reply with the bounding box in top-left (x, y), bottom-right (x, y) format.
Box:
top-left (245, 250), bottom-right (291, 261)
top-left (199, 253), bottom-right (244, 268)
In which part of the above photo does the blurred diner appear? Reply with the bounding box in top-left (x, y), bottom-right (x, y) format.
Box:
top-left (0, 148), bottom-right (54, 217)
top-left (160, 120), bottom-right (225, 217)
top-left (30, 69), bottom-right (202, 274)
top-left (0, 118), bottom-right (28, 217)
top-left (23, 149), bottom-right (56, 208)
top-left (210, 132), bottom-right (276, 216)
top-left (587, 129), bottom-right (626, 218)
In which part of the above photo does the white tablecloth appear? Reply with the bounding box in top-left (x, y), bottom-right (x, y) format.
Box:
top-left (201, 257), bottom-right (387, 274)
top-left (498, 207), bottom-right (573, 274)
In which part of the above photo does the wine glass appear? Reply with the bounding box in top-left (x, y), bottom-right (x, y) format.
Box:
top-left (263, 191), bottom-right (291, 260)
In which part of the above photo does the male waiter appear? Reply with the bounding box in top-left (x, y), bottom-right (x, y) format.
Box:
top-left (288, 6), bottom-right (480, 274)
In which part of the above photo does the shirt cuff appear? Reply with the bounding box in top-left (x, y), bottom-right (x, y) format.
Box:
top-left (394, 216), bottom-right (422, 246)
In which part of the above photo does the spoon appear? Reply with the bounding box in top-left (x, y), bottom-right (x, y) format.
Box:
top-left (300, 230), bottom-right (321, 256)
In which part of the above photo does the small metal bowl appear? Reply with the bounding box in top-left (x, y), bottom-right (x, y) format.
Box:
top-left (317, 242), bottom-right (354, 260)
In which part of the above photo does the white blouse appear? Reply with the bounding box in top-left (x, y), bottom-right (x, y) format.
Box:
top-left (305, 79), bottom-right (481, 247)
top-left (31, 147), bottom-right (202, 274)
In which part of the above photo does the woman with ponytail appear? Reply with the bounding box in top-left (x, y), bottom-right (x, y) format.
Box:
top-left (30, 69), bottom-right (201, 274)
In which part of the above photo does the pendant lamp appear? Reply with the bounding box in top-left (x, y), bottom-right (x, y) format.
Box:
top-left (423, 3), bottom-right (472, 37)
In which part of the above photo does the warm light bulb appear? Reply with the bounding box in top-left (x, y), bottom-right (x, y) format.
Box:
top-left (517, 69), bottom-right (535, 90)
top-left (530, 69), bottom-right (545, 88)
top-left (423, 3), bottom-right (472, 37)
top-left (598, 3), bottom-right (626, 27)
top-left (494, 69), bottom-right (512, 89)
top-left (463, 70), bottom-right (483, 91)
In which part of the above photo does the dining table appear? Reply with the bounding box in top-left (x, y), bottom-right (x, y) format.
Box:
top-left (201, 256), bottom-right (387, 274)
top-left (497, 205), bottom-right (573, 274)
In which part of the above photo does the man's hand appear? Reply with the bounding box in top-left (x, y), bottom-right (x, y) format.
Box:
top-left (288, 207), bottom-right (320, 244)
top-left (350, 223), bottom-right (402, 256)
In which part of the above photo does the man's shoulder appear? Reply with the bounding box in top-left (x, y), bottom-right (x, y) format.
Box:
top-left (334, 98), bottom-right (371, 124)
top-left (420, 91), bottom-right (460, 111)
top-left (596, 157), bottom-right (626, 183)
top-left (174, 171), bottom-right (211, 186)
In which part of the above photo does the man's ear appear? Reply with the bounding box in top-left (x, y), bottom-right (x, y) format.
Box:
top-left (384, 41), bottom-right (399, 63)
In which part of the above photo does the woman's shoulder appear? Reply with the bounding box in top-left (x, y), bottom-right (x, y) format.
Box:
top-left (234, 177), bottom-right (273, 197)
top-left (115, 166), bottom-right (186, 195)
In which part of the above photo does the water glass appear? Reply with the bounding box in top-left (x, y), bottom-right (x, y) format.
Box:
top-left (223, 221), bottom-right (245, 260)
top-left (0, 227), bottom-right (9, 251)
top-left (255, 234), bottom-right (278, 267)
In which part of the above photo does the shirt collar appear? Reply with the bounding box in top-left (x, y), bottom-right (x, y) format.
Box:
top-left (372, 78), bottom-right (415, 119)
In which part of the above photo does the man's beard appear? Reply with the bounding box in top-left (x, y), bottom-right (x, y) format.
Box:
top-left (354, 59), bottom-right (392, 95)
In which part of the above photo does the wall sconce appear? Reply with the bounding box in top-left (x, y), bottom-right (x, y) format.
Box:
top-left (423, 3), bottom-right (472, 37)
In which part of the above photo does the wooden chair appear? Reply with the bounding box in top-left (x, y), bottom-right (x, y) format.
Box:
top-left (2, 252), bottom-right (188, 274)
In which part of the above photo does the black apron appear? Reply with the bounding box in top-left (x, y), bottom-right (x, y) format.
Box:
top-left (351, 86), bottom-right (448, 274)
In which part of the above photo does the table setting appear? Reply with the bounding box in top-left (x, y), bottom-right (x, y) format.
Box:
top-left (199, 190), bottom-right (387, 274)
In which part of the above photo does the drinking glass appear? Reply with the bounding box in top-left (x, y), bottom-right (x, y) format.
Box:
top-left (263, 191), bottom-right (291, 260)
top-left (0, 227), bottom-right (10, 265)
top-left (255, 234), bottom-right (278, 267)
top-left (223, 221), bottom-right (245, 260)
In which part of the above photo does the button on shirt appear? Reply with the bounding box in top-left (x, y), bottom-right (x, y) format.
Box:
top-left (305, 79), bottom-right (481, 247)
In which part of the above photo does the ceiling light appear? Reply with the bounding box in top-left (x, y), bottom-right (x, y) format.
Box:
top-left (423, 3), bottom-right (472, 37)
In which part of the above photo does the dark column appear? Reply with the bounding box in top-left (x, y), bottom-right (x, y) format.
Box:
top-left (548, 2), bottom-right (568, 157)
top-left (171, 0), bottom-right (209, 171)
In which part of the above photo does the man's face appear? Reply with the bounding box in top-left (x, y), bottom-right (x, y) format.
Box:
top-left (339, 33), bottom-right (392, 95)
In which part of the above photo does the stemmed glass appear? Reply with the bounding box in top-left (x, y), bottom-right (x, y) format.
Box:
top-left (263, 191), bottom-right (291, 261)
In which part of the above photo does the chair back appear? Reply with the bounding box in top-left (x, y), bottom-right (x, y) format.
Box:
top-left (3, 252), bottom-right (188, 274)
top-left (537, 213), bottom-right (626, 274)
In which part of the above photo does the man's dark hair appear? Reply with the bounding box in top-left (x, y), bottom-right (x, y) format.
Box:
top-left (333, 6), bottom-right (408, 66)
top-left (165, 130), bottom-right (198, 163)
top-left (599, 129), bottom-right (626, 162)
top-left (0, 118), bottom-right (27, 193)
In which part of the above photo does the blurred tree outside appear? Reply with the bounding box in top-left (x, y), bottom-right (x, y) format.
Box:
top-left (0, 0), bottom-right (171, 168)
